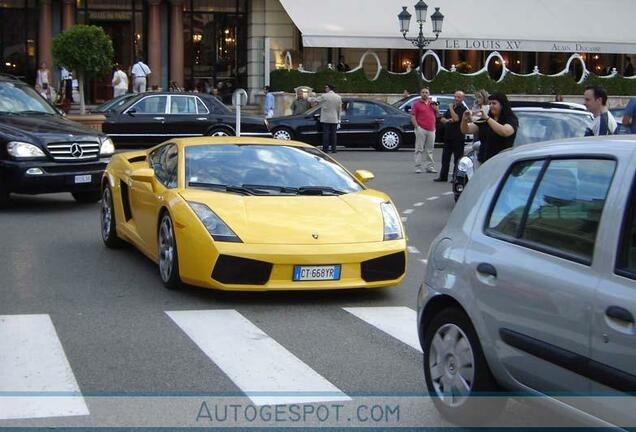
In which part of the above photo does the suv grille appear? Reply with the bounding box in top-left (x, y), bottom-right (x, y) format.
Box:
top-left (46, 141), bottom-right (100, 161)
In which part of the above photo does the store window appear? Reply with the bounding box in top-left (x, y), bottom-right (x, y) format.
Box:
top-left (0, 0), bottom-right (37, 82)
top-left (184, 0), bottom-right (247, 100)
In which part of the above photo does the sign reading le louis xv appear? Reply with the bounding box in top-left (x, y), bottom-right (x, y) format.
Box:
top-left (443, 39), bottom-right (606, 53)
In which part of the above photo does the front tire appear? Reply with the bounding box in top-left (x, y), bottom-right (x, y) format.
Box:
top-left (101, 185), bottom-right (124, 248)
top-left (72, 191), bottom-right (101, 203)
top-left (423, 307), bottom-right (506, 425)
top-left (158, 211), bottom-right (181, 289)
top-left (378, 129), bottom-right (402, 151)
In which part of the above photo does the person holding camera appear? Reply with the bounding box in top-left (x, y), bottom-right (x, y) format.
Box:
top-left (436, 91), bottom-right (467, 182)
top-left (411, 87), bottom-right (438, 173)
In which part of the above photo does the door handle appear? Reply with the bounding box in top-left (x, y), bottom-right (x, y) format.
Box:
top-left (375, 118), bottom-right (385, 123)
top-left (153, 117), bottom-right (165, 120)
top-left (196, 117), bottom-right (207, 121)
top-left (606, 306), bottom-right (634, 323)
top-left (341, 119), bottom-right (350, 123)
top-left (477, 263), bottom-right (497, 277)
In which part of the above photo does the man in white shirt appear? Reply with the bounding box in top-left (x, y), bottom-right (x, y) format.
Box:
top-left (112, 64), bottom-right (129, 98)
top-left (131, 57), bottom-right (151, 93)
top-left (583, 85), bottom-right (617, 136)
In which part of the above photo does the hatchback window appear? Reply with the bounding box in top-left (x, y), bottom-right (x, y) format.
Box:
top-left (521, 160), bottom-right (615, 260)
top-left (488, 160), bottom-right (544, 237)
top-left (617, 177), bottom-right (636, 277)
top-left (154, 145), bottom-right (178, 188)
top-left (196, 98), bottom-right (209, 114)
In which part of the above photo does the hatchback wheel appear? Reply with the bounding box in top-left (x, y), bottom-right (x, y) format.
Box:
top-left (101, 185), bottom-right (123, 248)
top-left (423, 307), bottom-right (506, 425)
top-left (378, 129), bottom-right (402, 151)
top-left (158, 212), bottom-right (181, 289)
top-left (208, 127), bottom-right (232, 137)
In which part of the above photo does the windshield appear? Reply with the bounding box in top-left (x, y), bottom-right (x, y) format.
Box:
top-left (0, 82), bottom-right (56, 114)
top-left (185, 145), bottom-right (363, 195)
top-left (514, 110), bottom-right (593, 146)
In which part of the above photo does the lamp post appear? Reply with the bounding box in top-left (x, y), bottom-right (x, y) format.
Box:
top-left (398, 1), bottom-right (444, 89)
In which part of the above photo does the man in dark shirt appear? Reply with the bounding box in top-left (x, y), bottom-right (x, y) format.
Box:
top-left (461, 92), bottom-right (518, 165)
top-left (435, 91), bottom-right (467, 182)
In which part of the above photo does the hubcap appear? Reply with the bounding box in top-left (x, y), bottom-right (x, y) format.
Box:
top-left (381, 131), bottom-right (400, 149)
top-left (211, 130), bottom-right (229, 137)
top-left (101, 188), bottom-right (112, 240)
top-left (273, 129), bottom-right (291, 140)
top-left (429, 323), bottom-right (475, 407)
top-left (158, 216), bottom-right (175, 282)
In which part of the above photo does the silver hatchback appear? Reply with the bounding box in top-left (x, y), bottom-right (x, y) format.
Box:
top-left (417, 136), bottom-right (636, 427)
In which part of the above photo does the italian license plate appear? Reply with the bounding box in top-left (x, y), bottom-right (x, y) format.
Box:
top-left (74, 175), bottom-right (92, 184)
top-left (293, 265), bottom-right (341, 281)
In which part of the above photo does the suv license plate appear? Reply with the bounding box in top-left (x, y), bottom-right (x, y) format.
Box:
top-left (293, 265), bottom-right (341, 281)
top-left (74, 175), bottom-right (92, 184)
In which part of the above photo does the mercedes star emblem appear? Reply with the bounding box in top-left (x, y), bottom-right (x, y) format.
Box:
top-left (312, 233), bottom-right (319, 240)
top-left (70, 143), bottom-right (83, 158)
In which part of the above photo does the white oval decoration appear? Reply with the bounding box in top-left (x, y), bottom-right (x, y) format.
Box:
top-left (483, 51), bottom-right (508, 82)
top-left (284, 51), bottom-right (293, 71)
top-left (348, 50), bottom-right (383, 81)
top-left (420, 49), bottom-right (447, 82)
top-left (560, 53), bottom-right (589, 84)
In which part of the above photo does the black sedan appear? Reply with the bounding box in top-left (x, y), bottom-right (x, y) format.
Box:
top-left (102, 92), bottom-right (271, 147)
top-left (268, 98), bottom-right (415, 151)
top-left (0, 74), bottom-right (113, 207)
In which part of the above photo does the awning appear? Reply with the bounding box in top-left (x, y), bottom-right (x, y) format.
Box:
top-left (279, 0), bottom-right (636, 54)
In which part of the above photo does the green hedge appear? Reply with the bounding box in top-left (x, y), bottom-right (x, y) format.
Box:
top-left (271, 68), bottom-right (636, 95)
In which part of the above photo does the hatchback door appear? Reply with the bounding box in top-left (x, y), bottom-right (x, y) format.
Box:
top-left (587, 162), bottom-right (636, 426)
top-left (467, 157), bottom-right (616, 402)
top-left (340, 101), bottom-right (386, 147)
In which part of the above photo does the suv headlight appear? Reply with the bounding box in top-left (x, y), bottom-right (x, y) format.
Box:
top-left (188, 201), bottom-right (242, 243)
top-left (100, 137), bottom-right (115, 156)
top-left (7, 141), bottom-right (46, 158)
top-left (381, 202), bottom-right (403, 241)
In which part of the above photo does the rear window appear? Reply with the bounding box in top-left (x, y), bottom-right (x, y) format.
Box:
top-left (514, 111), bottom-right (592, 146)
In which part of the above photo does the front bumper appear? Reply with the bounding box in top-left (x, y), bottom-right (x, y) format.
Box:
top-left (175, 233), bottom-right (408, 291)
top-left (0, 158), bottom-right (109, 194)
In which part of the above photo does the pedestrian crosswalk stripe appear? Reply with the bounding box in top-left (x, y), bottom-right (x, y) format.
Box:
top-left (413, 202), bottom-right (425, 207)
top-left (407, 246), bottom-right (420, 254)
top-left (342, 307), bottom-right (423, 353)
top-left (443, 192), bottom-right (454, 196)
top-left (420, 259), bottom-right (428, 264)
top-left (0, 314), bottom-right (89, 420)
top-left (166, 310), bottom-right (350, 406)
top-left (426, 196), bottom-right (439, 201)
top-left (402, 209), bottom-right (414, 215)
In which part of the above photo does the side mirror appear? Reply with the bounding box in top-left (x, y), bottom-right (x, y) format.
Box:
top-left (131, 167), bottom-right (155, 183)
top-left (354, 169), bottom-right (375, 184)
top-left (312, 112), bottom-right (320, 119)
top-left (127, 109), bottom-right (136, 116)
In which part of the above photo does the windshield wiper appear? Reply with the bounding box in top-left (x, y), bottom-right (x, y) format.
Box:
top-left (241, 184), bottom-right (299, 194)
top-left (17, 110), bottom-right (55, 115)
top-left (298, 186), bottom-right (347, 195)
top-left (188, 182), bottom-right (254, 195)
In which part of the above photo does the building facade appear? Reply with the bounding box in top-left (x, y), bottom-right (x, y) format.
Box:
top-left (1, 0), bottom-right (634, 103)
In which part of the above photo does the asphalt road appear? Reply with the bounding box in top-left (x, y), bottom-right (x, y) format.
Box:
top-left (0, 148), bottom-right (589, 428)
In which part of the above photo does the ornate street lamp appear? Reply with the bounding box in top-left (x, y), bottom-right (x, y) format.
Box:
top-left (398, 2), bottom-right (444, 88)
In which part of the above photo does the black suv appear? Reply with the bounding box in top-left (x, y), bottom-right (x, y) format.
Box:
top-left (0, 74), bottom-right (113, 207)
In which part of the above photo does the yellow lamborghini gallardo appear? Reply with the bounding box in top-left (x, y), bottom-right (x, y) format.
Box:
top-left (100, 137), bottom-right (406, 290)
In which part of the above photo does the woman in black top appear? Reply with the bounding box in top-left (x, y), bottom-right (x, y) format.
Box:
top-left (461, 92), bottom-right (518, 164)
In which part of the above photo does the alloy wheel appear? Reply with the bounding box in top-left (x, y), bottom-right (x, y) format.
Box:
top-left (428, 323), bottom-right (476, 408)
top-left (158, 215), bottom-right (175, 282)
top-left (381, 130), bottom-right (400, 150)
top-left (273, 129), bottom-right (292, 140)
top-left (211, 130), bottom-right (229, 137)
top-left (101, 188), bottom-right (113, 241)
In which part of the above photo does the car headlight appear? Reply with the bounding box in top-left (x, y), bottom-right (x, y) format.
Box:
top-left (188, 201), bottom-right (242, 243)
top-left (7, 141), bottom-right (46, 158)
top-left (100, 137), bottom-right (115, 156)
top-left (457, 157), bottom-right (473, 173)
top-left (381, 202), bottom-right (403, 241)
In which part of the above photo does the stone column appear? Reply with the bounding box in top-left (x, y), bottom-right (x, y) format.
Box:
top-left (148, 0), bottom-right (162, 88)
top-left (466, 50), bottom-right (480, 71)
top-left (445, 50), bottom-right (460, 68)
top-left (62, 0), bottom-right (75, 31)
top-left (169, 0), bottom-right (184, 88)
top-left (38, 0), bottom-right (53, 71)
